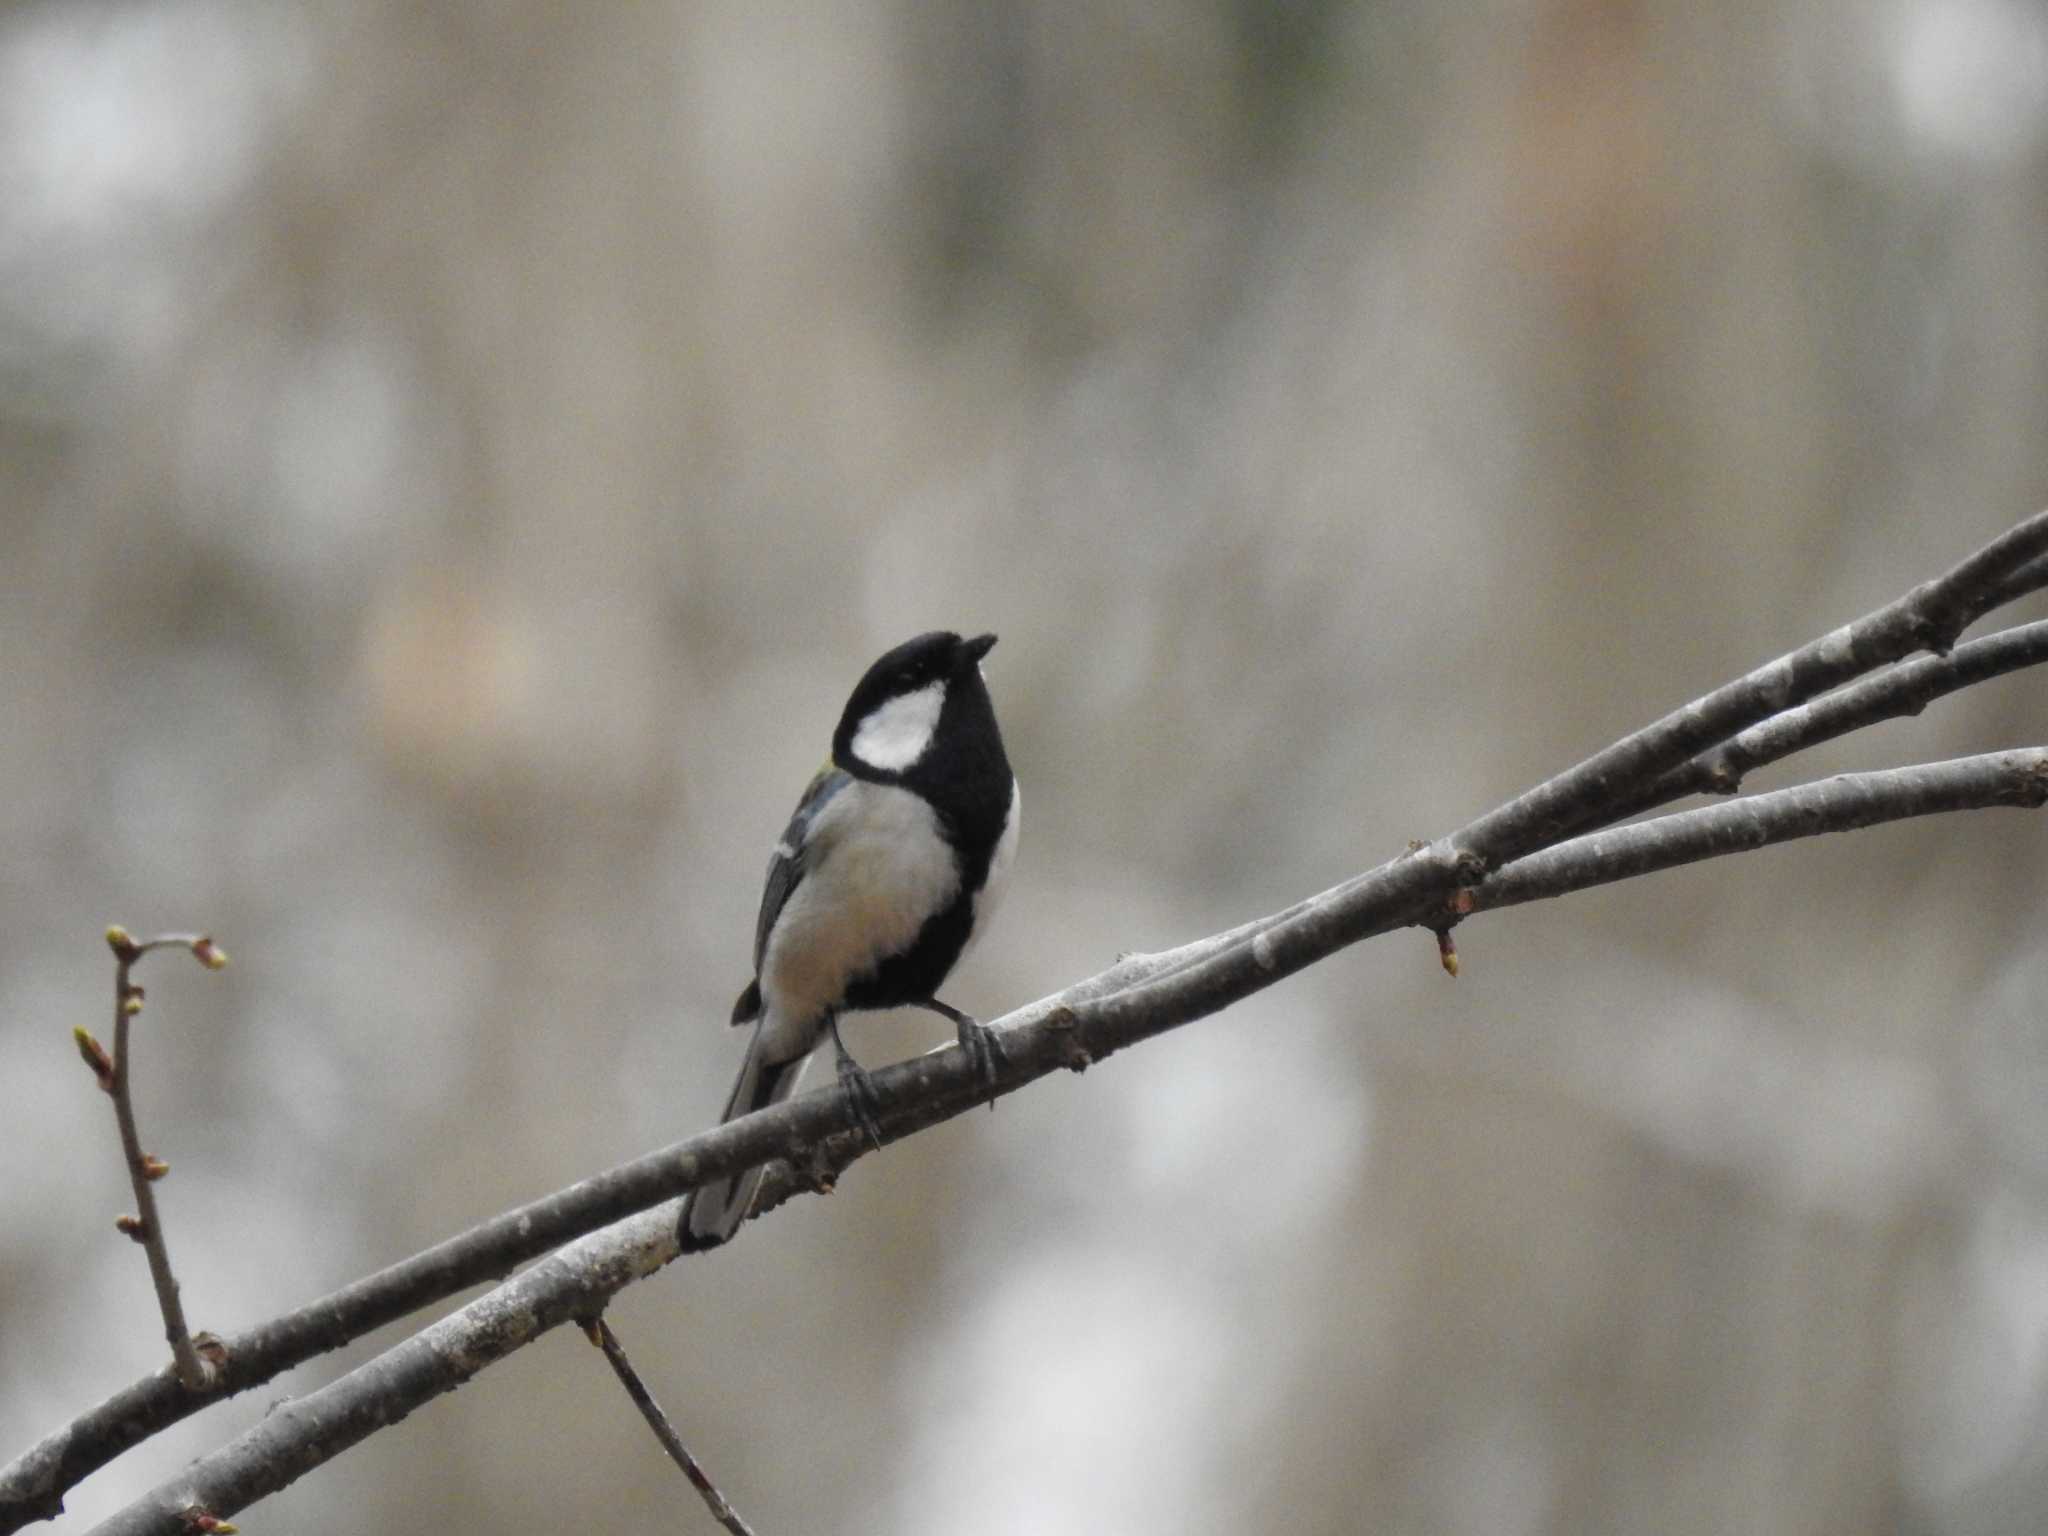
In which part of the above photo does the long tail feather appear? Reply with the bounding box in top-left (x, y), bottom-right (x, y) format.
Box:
top-left (678, 1030), bottom-right (809, 1251)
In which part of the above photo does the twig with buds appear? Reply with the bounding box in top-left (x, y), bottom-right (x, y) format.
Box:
top-left (88, 927), bottom-right (229, 1393)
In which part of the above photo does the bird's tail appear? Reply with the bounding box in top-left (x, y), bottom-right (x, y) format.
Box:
top-left (678, 1030), bottom-right (810, 1252)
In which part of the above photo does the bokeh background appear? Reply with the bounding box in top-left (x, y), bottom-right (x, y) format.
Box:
top-left (4, 2), bottom-right (2048, 1532)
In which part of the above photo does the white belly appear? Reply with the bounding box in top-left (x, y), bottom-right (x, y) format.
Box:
top-left (756, 779), bottom-right (961, 1057)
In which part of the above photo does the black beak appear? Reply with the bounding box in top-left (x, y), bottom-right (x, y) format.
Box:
top-left (962, 633), bottom-right (998, 665)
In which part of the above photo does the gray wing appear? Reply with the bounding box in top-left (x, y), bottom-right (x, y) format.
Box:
top-left (732, 765), bottom-right (851, 1024)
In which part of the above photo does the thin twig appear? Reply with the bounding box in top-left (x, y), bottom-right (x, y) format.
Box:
top-left (1982, 550), bottom-right (2048, 614)
top-left (1587, 619), bottom-right (2048, 829)
top-left (1447, 507), bottom-right (2048, 872)
top-left (77, 746), bottom-right (2048, 1536)
top-left (100, 928), bottom-right (229, 1394)
top-left (1053, 503), bottom-right (2048, 1068)
top-left (583, 1319), bottom-right (756, 1536)
top-left (1468, 749), bottom-right (2048, 911)
top-left (1092, 518), bottom-right (2048, 998)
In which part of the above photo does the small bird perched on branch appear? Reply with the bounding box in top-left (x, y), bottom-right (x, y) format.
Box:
top-left (679, 631), bottom-right (1020, 1251)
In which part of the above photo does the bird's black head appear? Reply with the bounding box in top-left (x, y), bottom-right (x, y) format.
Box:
top-left (832, 630), bottom-right (1004, 786)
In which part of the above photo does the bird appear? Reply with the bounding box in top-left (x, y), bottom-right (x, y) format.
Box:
top-left (678, 630), bottom-right (1020, 1251)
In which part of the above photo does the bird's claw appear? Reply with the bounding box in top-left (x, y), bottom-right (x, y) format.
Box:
top-left (956, 1015), bottom-right (1008, 1105)
top-left (835, 1053), bottom-right (885, 1152)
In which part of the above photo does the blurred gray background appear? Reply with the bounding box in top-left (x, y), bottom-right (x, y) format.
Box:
top-left (4, 1), bottom-right (2048, 1532)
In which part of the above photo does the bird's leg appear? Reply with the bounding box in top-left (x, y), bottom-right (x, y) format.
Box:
top-left (827, 1011), bottom-right (885, 1151)
top-left (917, 999), bottom-right (1007, 1101)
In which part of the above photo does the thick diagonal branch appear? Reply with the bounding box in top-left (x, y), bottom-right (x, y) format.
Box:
top-left (80, 748), bottom-right (2048, 1536)
top-left (10, 511), bottom-right (2048, 1533)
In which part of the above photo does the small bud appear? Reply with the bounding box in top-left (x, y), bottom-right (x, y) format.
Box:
top-left (115, 1214), bottom-right (147, 1241)
top-left (105, 925), bottom-right (139, 961)
top-left (122, 994), bottom-right (144, 1017)
top-left (1435, 928), bottom-right (1460, 978)
top-left (184, 1512), bottom-right (238, 1535)
top-left (191, 936), bottom-right (228, 971)
top-left (141, 1155), bottom-right (171, 1181)
top-left (74, 1027), bottom-right (116, 1087)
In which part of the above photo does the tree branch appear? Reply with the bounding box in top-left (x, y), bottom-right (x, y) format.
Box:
top-left (1469, 749), bottom-right (2048, 912)
top-left (1594, 620), bottom-right (2048, 827)
top-left (0, 1087), bottom-right (893, 1528)
top-left (1079, 528), bottom-right (2048, 1002)
top-left (82, 1207), bottom-right (687, 1536)
top-left (1448, 508), bottom-right (2048, 869)
top-left (10, 511), bottom-right (2048, 1532)
top-left (1985, 550), bottom-right (2048, 613)
top-left (77, 746), bottom-right (2048, 1535)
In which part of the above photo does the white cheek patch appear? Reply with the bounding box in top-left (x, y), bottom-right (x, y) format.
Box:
top-left (850, 680), bottom-right (946, 772)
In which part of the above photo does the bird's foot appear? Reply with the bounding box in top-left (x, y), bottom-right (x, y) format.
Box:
top-left (957, 1015), bottom-right (1008, 1104)
top-left (919, 999), bottom-right (1007, 1103)
top-left (828, 1016), bottom-right (885, 1151)
top-left (836, 1060), bottom-right (885, 1152)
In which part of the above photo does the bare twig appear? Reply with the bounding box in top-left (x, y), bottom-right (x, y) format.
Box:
top-left (1468, 749), bottom-right (2048, 912)
top-left (1448, 507), bottom-right (2048, 871)
top-left (1591, 620), bottom-right (2048, 827)
top-left (1982, 550), bottom-right (2048, 614)
top-left (584, 1318), bottom-right (756, 1536)
top-left (1091, 517), bottom-right (2048, 1000)
top-left (1048, 520), bottom-right (2048, 1078)
top-left (97, 928), bottom-right (229, 1394)
top-left (76, 746), bottom-right (2048, 1536)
